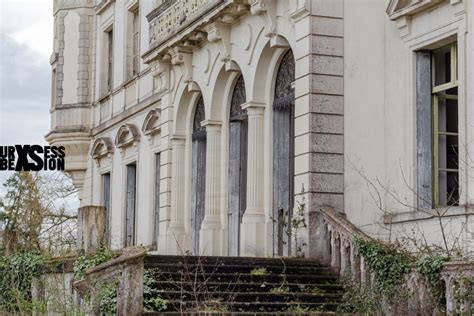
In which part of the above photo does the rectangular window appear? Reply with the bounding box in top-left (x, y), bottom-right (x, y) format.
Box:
top-left (102, 173), bottom-right (111, 244)
top-left (125, 163), bottom-right (137, 246)
top-left (432, 43), bottom-right (459, 207)
top-left (107, 29), bottom-right (114, 92)
top-left (132, 7), bottom-right (140, 76)
top-left (416, 42), bottom-right (459, 209)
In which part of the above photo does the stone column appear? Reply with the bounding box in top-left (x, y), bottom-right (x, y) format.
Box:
top-left (167, 136), bottom-right (187, 254)
top-left (240, 102), bottom-right (266, 256)
top-left (199, 120), bottom-right (223, 255)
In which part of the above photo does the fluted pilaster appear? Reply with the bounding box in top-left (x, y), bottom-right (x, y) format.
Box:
top-left (199, 120), bottom-right (223, 255)
top-left (167, 135), bottom-right (187, 254)
top-left (204, 121), bottom-right (222, 217)
top-left (240, 102), bottom-right (266, 256)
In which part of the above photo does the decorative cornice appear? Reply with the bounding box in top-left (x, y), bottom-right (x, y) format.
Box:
top-left (142, 108), bottom-right (162, 139)
top-left (95, 0), bottom-right (115, 15)
top-left (91, 137), bottom-right (114, 160)
top-left (386, 0), bottom-right (444, 21)
top-left (114, 124), bottom-right (141, 153)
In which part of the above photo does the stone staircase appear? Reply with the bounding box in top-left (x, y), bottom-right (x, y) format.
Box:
top-left (142, 255), bottom-right (344, 314)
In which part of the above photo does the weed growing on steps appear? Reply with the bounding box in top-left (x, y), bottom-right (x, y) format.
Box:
top-left (270, 286), bottom-right (290, 293)
top-left (271, 184), bottom-right (308, 257)
top-left (143, 268), bottom-right (169, 312)
top-left (250, 267), bottom-right (268, 276)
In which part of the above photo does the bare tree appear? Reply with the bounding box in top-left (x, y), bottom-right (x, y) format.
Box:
top-left (0, 171), bottom-right (78, 255)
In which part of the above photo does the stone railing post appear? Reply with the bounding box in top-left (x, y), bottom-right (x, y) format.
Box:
top-left (167, 136), bottom-right (187, 254)
top-left (330, 231), bottom-right (341, 273)
top-left (199, 120), bottom-right (223, 255)
top-left (441, 262), bottom-right (474, 314)
top-left (240, 102), bottom-right (266, 257)
top-left (340, 239), bottom-right (351, 277)
top-left (77, 206), bottom-right (106, 253)
top-left (350, 244), bottom-right (361, 281)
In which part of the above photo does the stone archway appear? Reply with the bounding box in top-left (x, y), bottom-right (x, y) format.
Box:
top-left (272, 50), bottom-right (295, 257)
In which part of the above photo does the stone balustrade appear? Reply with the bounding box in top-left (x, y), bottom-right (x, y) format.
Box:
top-left (73, 247), bottom-right (146, 315)
top-left (313, 206), bottom-right (474, 315)
top-left (312, 206), bottom-right (371, 281)
top-left (442, 261), bottom-right (474, 314)
top-left (147, 0), bottom-right (223, 48)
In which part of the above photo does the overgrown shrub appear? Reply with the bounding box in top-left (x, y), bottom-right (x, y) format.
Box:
top-left (416, 254), bottom-right (447, 308)
top-left (0, 251), bottom-right (44, 312)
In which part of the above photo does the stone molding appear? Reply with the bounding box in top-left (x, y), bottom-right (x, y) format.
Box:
top-left (386, 0), bottom-right (444, 20)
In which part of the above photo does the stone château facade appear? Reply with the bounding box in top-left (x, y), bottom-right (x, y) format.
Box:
top-left (47, 0), bottom-right (474, 258)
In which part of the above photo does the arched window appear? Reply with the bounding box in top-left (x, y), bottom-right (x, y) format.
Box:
top-left (191, 96), bottom-right (206, 254)
top-left (272, 50), bottom-right (295, 256)
top-left (228, 75), bottom-right (247, 256)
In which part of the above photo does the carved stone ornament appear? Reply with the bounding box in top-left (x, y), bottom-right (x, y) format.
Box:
top-left (91, 137), bottom-right (114, 167)
top-left (142, 108), bottom-right (162, 138)
top-left (273, 50), bottom-right (295, 110)
top-left (192, 96), bottom-right (206, 141)
top-left (115, 124), bottom-right (141, 153)
top-left (230, 75), bottom-right (247, 121)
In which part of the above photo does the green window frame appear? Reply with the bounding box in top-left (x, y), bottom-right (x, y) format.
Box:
top-left (432, 42), bottom-right (459, 207)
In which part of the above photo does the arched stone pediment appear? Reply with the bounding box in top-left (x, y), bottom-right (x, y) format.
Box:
top-left (142, 109), bottom-right (162, 137)
top-left (386, 0), bottom-right (443, 20)
top-left (91, 137), bottom-right (114, 160)
top-left (115, 124), bottom-right (141, 150)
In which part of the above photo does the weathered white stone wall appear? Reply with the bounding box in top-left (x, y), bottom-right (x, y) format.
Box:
top-left (343, 0), bottom-right (473, 254)
top-left (52, 0), bottom-right (473, 256)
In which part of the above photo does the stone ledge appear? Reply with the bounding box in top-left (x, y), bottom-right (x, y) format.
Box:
top-left (383, 206), bottom-right (474, 224)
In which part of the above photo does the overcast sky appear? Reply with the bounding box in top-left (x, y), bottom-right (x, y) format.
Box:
top-left (0, 0), bottom-right (54, 192)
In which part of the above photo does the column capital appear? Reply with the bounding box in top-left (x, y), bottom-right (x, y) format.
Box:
top-left (170, 135), bottom-right (186, 146)
top-left (201, 119), bottom-right (222, 132)
top-left (241, 101), bottom-right (266, 115)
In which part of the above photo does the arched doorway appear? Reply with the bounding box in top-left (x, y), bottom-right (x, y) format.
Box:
top-left (273, 50), bottom-right (295, 256)
top-left (228, 75), bottom-right (248, 256)
top-left (191, 96), bottom-right (206, 255)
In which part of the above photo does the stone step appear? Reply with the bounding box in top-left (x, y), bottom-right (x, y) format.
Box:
top-left (144, 301), bottom-right (340, 313)
top-left (145, 255), bottom-right (326, 267)
top-left (144, 255), bottom-right (343, 313)
top-left (145, 262), bottom-right (336, 275)
top-left (150, 281), bottom-right (343, 294)
top-left (151, 271), bottom-right (339, 284)
top-left (142, 312), bottom-right (337, 316)
top-left (154, 290), bottom-right (342, 303)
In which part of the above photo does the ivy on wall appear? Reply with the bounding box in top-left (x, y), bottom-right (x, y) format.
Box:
top-left (340, 238), bottom-right (449, 313)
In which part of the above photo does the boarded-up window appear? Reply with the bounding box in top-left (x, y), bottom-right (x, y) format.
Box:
top-left (102, 173), bottom-right (111, 245)
top-left (107, 29), bottom-right (114, 91)
top-left (272, 50), bottom-right (295, 256)
top-left (228, 75), bottom-right (247, 256)
top-left (125, 163), bottom-right (137, 246)
top-left (416, 51), bottom-right (432, 209)
top-left (132, 7), bottom-right (140, 76)
top-left (191, 97), bottom-right (206, 254)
